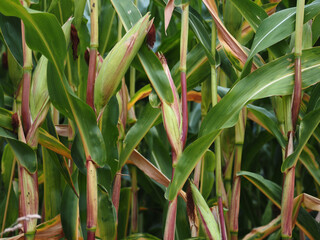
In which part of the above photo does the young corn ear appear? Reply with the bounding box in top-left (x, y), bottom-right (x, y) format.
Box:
top-left (29, 56), bottom-right (48, 121)
top-left (157, 53), bottom-right (182, 161)
top-left (94, 13), bottom-right (153, 113)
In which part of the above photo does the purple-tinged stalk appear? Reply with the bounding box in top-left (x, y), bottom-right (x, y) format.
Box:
top-left (180, 3), bottom-right (189, 148)
top-left (86, 1), bottom-right (99, 239)
top-left (16, 115), bottom-right (38, 240)
top-left (18, 2), bottom-right (39, 238)
top-left (229, 108), bottom-right (246, 240)
top-left (210, 20), bottom-right (227, 240)
top-left (281, 1), bottom-right (304, 238)
top-left (87, 0), bottom-right (98, 110)
top-left (158, 53), bottom-right (182, 240)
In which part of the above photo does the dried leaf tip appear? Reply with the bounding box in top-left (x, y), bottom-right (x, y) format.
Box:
top-left (11, 112), bottom-right (19, 130)
top-left (186, 182), bottom-right (196, 223)
top-left (71, 24), bottom-right (80, 60)
top-left (147, 23), bottom-right (156, 49)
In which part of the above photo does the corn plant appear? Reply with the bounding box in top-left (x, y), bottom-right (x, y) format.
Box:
top-left (1, 0), bottom-right (320, 239)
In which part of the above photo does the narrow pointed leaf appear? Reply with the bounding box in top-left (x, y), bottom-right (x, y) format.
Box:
top-left (125, 233), bottom-right (161, 240)
top-left (246, 0), bottom-right (320, 63)
top-left (247, 104), bottom-right (286, 149)
top-left (61, 170), bottom-right (79, 240)
top-left (229, 0), bottom-right (267, 32)
top-left (97, 188), bottom-right (117, 240)
top-left (0, 13), bottom-right (22, 66)
top-left (100, 96), bottom-right (119, 178)
top-left (38, 128), bottom-right (72, 160)
top-left (243, 215), bottom-right (281, 240)
top-left (0, 0), bottom-right (66, 73)
top-left (200, 48), bottom-right (320, 137)
top-left (190, 182), bottom-right (221, 240)
top-left (168, 47), bottom-right (320, 200)
top-left (167, 131), bottom-right (220, 200)
top-left (128, 85), bottom-right (152, 110)
top-left (300, 149), bottom-right (320, 186)
top-left (237, 171), bottom-right (281, 207)
top-left (281, 107), bottom-right (320, 172)
top-left (43, 147), bottom-right (61, 221)
top-left (119, 103), bottom-right (160, 169)
top-left (118, 187), bottom-right (132, 240)
top-left (0, 128), bottom-right (37, 173)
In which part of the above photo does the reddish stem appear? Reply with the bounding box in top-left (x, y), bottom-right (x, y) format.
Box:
top-left (181, 71), bottom-right (188, 148)
top-left (112, 171), bottom-right (121, 214)
top-left (87, 230), bottom-right (95, 240)
top-left (112, 171), bottom-right (121, 240)
top-left (218, 197), bottom-right (227, 240)
top-left (86, 48), bottom-right (97, 109)
top-left (164, 197), bottom-right (178, 240)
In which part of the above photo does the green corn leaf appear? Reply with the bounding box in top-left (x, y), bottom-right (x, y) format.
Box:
top-left (188, 7), bottom-right (217, 66)
top-left (167, 131), bottom-right (220, 200)
top-left (43, 147), bottom-right (62, 221)
top-left (281, 107), bottom-right (320, 172)
top-left (244, 0), bottom-right (320, 70)
top-left (300, 149), bottom-right (320, 186)
top-left (73, 0), bottom-right (86, 29)
top-left (99, 96), bottom-right (119, 178)
top-left (0, 0), bottom-right (107, 167)
top-left (201, 48), bottom-right (320, 138)
top-left (247, 104), bottom-right (286, 149)
top-left (237, 171), bottom-right (281, 207)
top-left (1, 145), bottom-right (14, 191)
top-left (111, 0), bottom-right (174, 104)
top-left (98, 1), bottom-right (117, 56)
top-left (223, 0), bottom-right (243, 39)
top-left (190, 181), bottom-right (221, 240)
top-left (61, 170), bottom-right (79, 240)
top-left (0, 108), bottom-right (13, 131)
top-left (168, 47), bottom-right (320, 200)
top-left (0, 13), bottom-right (22, 66)
top-left (306, 83), bottom-right (320, 113)
top-left (0, 0), bottom-right (66, 73)
top-left (38, 128), bottom-right (71, 160)
top-left (297, 207), bottom-right (320, 239)
top-left (0, 128), bottom-right (37, 173)
top-left (94, 13), bottom-right (152, 113)
top-left (119, 103), bottom-right (160, 170)
top-left (125, 233), bottom-right (161, 240)
top-left (97, 187), bottom-right (117, 240)
top-left (118, 187), bottom-right (132, 240)
top-left (238, 171), bottom-right (320, 239)
top-left (229, 0), bottom-right (267, 32)
top-left (201, 150), bottom-right (215, 200)
top-left (312, 14), bottom-right (320, 45)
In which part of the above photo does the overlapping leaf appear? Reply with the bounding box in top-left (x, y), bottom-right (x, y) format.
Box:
top-left (0, 0), bottom-right (106, 167)
top-left (168, 47), bottom-right (320, 200)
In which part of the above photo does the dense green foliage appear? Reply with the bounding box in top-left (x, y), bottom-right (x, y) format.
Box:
top-left (0, 0), bottom-right (320, 239)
